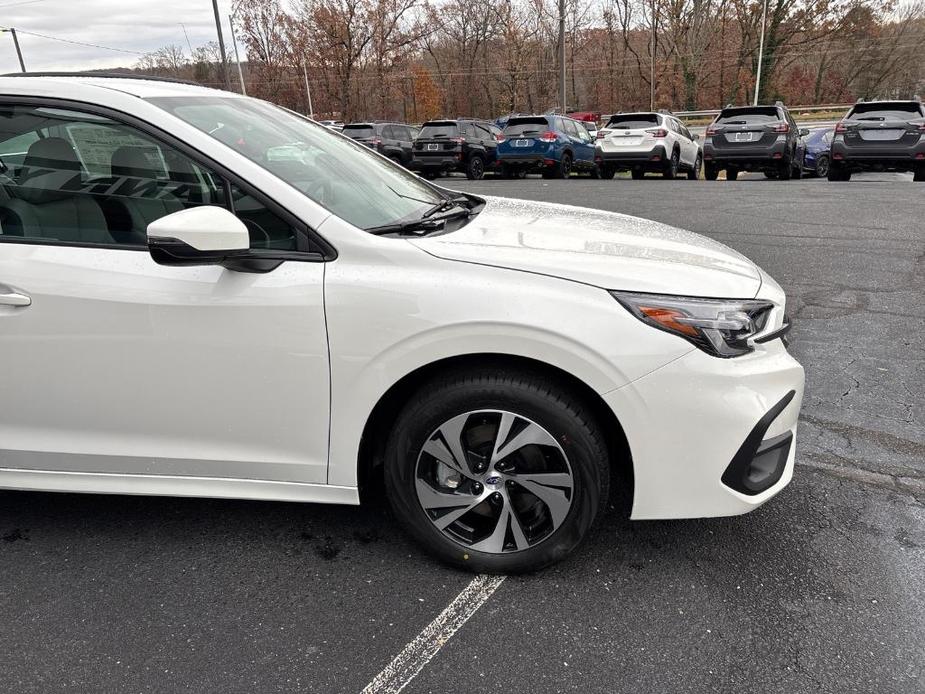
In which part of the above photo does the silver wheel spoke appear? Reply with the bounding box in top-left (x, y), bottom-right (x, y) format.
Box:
top-left (509, 471), bottom-right (573, 490)
top-left (421, 415), bottom-right (473, 478)
top-left (508, 503), bottom-right (530, 551)
top-left (515, 479), bottom-right (572, 527)
top-left (433, 496), bottom-right (485, 530)
top-left (470, 503), bottom-right (511, 553)
top-left (415, 478), bottom-right (476, 510)
top-left (491, 419), bottom-right (558, 465)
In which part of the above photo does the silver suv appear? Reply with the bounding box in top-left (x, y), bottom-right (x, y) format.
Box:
top-left (596, 112), bottom-right (701, 180)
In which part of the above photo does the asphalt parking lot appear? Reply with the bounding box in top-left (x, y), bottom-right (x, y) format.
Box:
top-left (2, 174), bottom-right (923, 694)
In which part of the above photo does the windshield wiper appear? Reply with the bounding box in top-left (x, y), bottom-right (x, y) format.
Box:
top-left (422, 194), bottom-right (472, 218)
top-left (367, 207), bottom-right (473, 236)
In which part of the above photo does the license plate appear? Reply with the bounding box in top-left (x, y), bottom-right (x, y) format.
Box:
top-left (729, 132), bottom-right (756, 143)
top-left (514, 139), bottom-right (532, 147)
top-left (612, 136), bottom-right (643, 146)
top-left (859, 129), bottom-right (903, 141)
top-left (426, 143), bottom-right (439, 151)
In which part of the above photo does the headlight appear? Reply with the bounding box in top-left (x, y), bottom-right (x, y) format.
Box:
top-left (611, 291), bottom-right (774, 358)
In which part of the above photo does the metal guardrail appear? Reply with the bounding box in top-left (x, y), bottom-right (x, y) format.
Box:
top-left (673, 104), bottom-right (852, 119)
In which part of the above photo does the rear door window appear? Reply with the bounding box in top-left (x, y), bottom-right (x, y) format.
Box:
top-left (343, 124), bottom-right (375, 138)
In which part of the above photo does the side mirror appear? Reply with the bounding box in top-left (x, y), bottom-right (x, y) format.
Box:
top-left (693, 133), bottom-right (701, 141)
top-left (147, 206), bottom-right (250, 268)
top-left (799, 128), bottom-right (810, 137)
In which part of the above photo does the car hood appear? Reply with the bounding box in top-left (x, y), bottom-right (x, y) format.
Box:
top-left (409, 196), bottom-right (763, 298)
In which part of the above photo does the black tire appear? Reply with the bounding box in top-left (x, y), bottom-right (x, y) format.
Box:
top-left (815, 155), bottom-right (830, 178)
top-left (589, 162), bottom-right (601, 179)
top-left (601, 164), bottom-right (617, 179)
top-left (914, 165), bottom-right (925, 182)
top-left (466, 155), bottom-right (485, 180)
top-left (727, 167), bottom-right (739, 181)
top-left (688, 154), bottom-right (702, 180)
top-left (704, 163), bottom-right (719, 180)
top-left (778, 157), bottom-right (792, 180)
top-left (764, 170), bottom-right (779, 179)
top-left (792, 156), bottom-right (803, 180)
top-left (555, 153), bottom-right (573, 179)
top-left (631, 168), bottom-right (645, 180)
top-left (663, 149), bottom-right (680, 179)
top-left (827, 163), bottom-right (850, 182)
top-left (384, 369), bottom-right (610, 573)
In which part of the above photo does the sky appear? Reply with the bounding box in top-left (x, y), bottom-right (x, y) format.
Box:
top-left (0, 0), bottom-right (241, 74)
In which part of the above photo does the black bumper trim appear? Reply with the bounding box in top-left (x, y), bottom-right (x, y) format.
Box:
top-left (721, 390), bottom-right (796, 496)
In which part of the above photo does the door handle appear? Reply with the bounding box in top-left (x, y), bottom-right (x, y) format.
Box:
top-left (0, 284), bottom-right (31, 307)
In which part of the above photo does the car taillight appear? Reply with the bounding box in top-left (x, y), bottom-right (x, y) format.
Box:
top-left (369, 139), bottom-right (382, 145)
top-left (539, 131), bottom-right (558, 143)
top-left (596, 130), bottom-right (606, 140)
top-left (646, 128), bottom-right (668, 138)
top-left (772, 123), bottom-right (790, 133)
top-left (705, 125), bottom-right (718, 136)
top-left (451, 137), bottom-right (466, 144)
top-left (915, 122), bottom-right (925, 132)
top-left (495, 133), bottom-right (506, 142)
top-left (835, 122), bottom-right (848, 134)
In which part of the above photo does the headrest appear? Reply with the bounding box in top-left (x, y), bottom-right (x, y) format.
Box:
top-left (111, 146), bottom-right (159, 179)
top-left (23, 137), bottom-right (82, 172)
top-left (15, 137), bottom-right (83, 204)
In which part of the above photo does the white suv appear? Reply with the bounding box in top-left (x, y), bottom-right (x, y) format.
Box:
top-left (597, 111), bottom-right (702, 180)
top-left (0, 75), bottom-right (802, 573)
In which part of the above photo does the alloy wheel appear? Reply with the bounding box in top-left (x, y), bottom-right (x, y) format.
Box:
top-left (414, 410), bottom-right (574, 554)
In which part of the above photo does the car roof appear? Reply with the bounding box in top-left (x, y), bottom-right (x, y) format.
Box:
top-left (0, 73), bottom-right (234, 99)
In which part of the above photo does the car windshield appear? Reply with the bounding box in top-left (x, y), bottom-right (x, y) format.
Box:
top-left (504, 118), bottom-right (550, 136)
top-left (148, 96), bottom-right (445, 231)
top-left (343, 124), bottom-right (376, 138)
top-left (606, 114), bottom-right (658, 129)
top-left (849, 103), bottom-right (922, 121)
top-left (419, 122), bottom-right (459, 138)
top-left (716, 108), bottom-right (780, 124)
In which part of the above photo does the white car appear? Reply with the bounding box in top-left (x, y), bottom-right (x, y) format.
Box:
top-left (597, 111), bottom-right (702, 180)
top-left (0, 75), bottom-right (803, 573)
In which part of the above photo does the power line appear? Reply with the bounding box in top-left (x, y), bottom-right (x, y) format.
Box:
top-left (12, 27), bottom-right (144, 55)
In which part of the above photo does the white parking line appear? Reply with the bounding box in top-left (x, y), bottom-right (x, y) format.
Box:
top-left (361, 574), bottom-right (506, 694)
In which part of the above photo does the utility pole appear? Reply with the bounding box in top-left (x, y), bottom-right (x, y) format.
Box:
top-left (228, 14), bottom-right (246, 95)
top-left (211, 0), bottom-right (231, 91)
top-left (2, 28), bottom-right (25, 72)
top-left (649, 0), bottom-right (656, 111)
top-left (302, 60), bottom-right (314, 118)
top-left (754, 0), bottom-right (768, 105)
top-left (558, 0), bottom-right (566, 114)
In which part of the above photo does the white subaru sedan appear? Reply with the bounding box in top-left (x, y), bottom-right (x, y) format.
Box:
top-left (0, 75), bottom-right (803, 572)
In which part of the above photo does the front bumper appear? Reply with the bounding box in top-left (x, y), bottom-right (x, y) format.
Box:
top-left (604, 338), bottom-right (804, 520)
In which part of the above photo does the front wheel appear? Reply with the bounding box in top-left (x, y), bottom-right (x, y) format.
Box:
top-left (466, 155), bottom-right (485, 180)
top-left (815, 155), bottom-right (830, 178)
top-left (384, 370), bottom-right (610, 573)
top-left (555, 153), bottom-right (573, 179)
top-left (688, 154), bottom-right (702, 180)
top-left (663, 149), bottom-right (679, 179)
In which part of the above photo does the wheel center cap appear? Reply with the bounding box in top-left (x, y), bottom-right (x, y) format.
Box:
top-left (484, 475), bottom-right (502, 487)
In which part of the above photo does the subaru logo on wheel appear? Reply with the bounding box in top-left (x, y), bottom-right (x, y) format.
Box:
top-left (485, 475), bottom-right (502, 486)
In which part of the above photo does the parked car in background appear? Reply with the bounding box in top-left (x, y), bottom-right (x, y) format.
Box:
top-left (410, 118), bottom-right (503, 179)
top-left (829, 99), bottom-right (925, 181)
top-left (801, 127), bottom-right (834, 178)
top-left (568, 111), bottom-right (600, 140)
top-left (498, 114), bottom-right (598, 178)
top-left (342, 121), bottom-right (416, 167)
top-left (703, 103), bottom-right (807, 180)
top-left (596, 111), bottom-right (701, 180)
top-left (317, 119), bottom-right (344, 131)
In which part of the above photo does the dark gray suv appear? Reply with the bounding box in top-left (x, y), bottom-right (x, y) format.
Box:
top-left (829, 99), bottom-right (925, 181)
top-left (342, 122), bottom-right (418, 168)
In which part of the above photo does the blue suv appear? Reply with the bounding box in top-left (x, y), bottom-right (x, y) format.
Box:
top-left (498, 115), bottom-right (599, 178)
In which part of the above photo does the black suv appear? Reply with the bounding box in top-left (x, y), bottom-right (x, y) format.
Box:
top-left (703, 103), bottom-right (807, 180)
top-left (829, 99), bottom-right (925, 181)
top-left (410, 119), bottom-right (503, 179)
top-left (342, 122), bottom-right (417, 167)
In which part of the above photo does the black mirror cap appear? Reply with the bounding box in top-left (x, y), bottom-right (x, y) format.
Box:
top-left (148, 237), bottom-right (282, 273)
